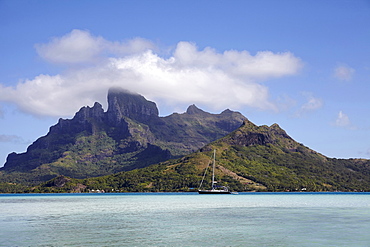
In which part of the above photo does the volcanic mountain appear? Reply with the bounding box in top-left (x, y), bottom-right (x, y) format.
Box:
top-left (2, 88), bottom-right (370, 193)
top-left (0, 88), bottom-right (246, 184)
top-left (30, 118), bottom-right (370, 193)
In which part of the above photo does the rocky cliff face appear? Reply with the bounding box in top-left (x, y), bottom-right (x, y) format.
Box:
top-left (223, 120), bottom-right (295, 147)
top-left (106, 88), bottom-right (159, 125)
top-left (1, 88), bottom-right (246, 184)
top-left (51, 102), bottom-right (105, 135)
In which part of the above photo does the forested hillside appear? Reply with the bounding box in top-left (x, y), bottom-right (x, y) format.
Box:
top-left (3, 120), bottom-right (369, 193)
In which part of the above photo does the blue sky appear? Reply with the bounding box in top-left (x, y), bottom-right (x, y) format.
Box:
top-left (1, 0), bottom-right (370, 166)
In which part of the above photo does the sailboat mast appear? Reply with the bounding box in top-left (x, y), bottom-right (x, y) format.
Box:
top-left (212, 149), bottom-right (215, 189)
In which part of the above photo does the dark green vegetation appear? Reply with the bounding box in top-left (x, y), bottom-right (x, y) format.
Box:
top-left (1, 88), bottom-right (370, 193)
top-left (0, 88), bottom-right (245, 186)
top-left (212, 121), bottom-right (370, 192)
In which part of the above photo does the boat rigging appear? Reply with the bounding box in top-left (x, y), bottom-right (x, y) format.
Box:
top-left (198, 149), bottom-right (232, 194)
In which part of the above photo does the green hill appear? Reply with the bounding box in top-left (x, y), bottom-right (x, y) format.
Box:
top-left (18, 120), bottom-right (370, 193)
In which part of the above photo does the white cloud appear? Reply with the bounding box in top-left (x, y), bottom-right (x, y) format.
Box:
top-left (301, 95), bottom-right (323, 111)
top-left (35, 29), bottom-right (104, 64)
top-left (334, 65), bottom-right (355, 81)
top-left (335, 111), bottom-right (352, 128)
top-left (295, 92), bottom-right (323, 116)
top-left (172, 42), bottom-right (302, 80)
top-left (0, 30), bottom-right (303, 117)
top-left (35, 29), bottom-right (155, 65)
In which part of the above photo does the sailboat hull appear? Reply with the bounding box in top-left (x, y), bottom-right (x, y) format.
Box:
top-left (198, 150), bottom-right (236, 195)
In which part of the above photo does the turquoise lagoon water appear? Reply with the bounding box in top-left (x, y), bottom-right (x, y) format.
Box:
top-left (1, 193), bottom-right (370, 246)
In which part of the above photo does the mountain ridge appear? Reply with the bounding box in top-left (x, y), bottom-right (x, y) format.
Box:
top-left (26, 119), bottom-right (370, 193)
top-left (1, 88), bottom-right (370, 193)
top-left (0, 88), bottom-right (246, 184)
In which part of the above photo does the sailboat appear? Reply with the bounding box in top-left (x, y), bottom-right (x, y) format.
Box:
top-left (198, 149), bottom-right (232, 194)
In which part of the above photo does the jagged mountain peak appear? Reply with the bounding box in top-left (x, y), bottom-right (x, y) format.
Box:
top-left (220, 109), bottom-right (234, 114)
top-left (0, 88), bottom-right (246, 184)
top-left (220, 119), bottom-right (296, 148)
top-left (74, 102), bottom-right (104, 121)
top-left (186, 104), bottom-right (208, 115)
top-left (3, 87), bottom-right (370, 193)
top-left (107, 87), bottom-right (159, 124)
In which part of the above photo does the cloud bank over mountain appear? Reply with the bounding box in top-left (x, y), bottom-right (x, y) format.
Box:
top-left (0, 29), bottom-right (303, 117)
